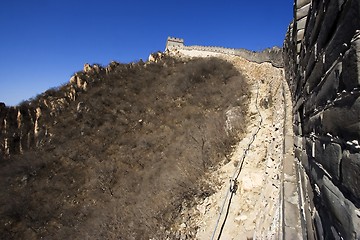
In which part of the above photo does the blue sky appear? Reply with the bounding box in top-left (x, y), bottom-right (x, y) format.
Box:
top-left (0, 1), bottom-right (293, 106)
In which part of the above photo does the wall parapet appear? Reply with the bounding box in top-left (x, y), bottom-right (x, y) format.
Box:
top-left (283, 0), bottom-right (360, 238)
top-left (165, 37), bottom-right (284, 68)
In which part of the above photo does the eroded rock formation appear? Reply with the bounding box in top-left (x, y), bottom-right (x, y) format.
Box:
top-left (0, 62), bottom-right (117, 158)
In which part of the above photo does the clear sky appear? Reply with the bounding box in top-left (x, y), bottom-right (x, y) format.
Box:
top-left (0, 1), bottom-right (293, 106)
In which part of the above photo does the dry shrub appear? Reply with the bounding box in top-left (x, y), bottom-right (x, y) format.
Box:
top-left (0, 56), bottom-right (250, 239)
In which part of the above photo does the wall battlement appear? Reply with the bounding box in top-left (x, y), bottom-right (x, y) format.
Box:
top-left (166, 37), bottom-right (284, 67)
top-left (165, 37), bottom-right (184, 50)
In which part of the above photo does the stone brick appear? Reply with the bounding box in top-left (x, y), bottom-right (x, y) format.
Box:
top-left (296, 0), bottom-right (311, 9)
top-left (314, 139), bottom-right (324, 162)
top-left (295, 147), bottom-right (302, 160)
top-left (308, 1), bottom-right (326, 46)
top-left (342, 151), bottom-right (360, 200)
top-left (293, 111), bottom-right (301, 124)
top-left (314, 62), bottom-right (342, 107)
top-left (303, 6), bottom-right (316, 48)
top-left (322, 176), bottom-right (360, 239)
top-left (313, 210), bottom-right (324, 240)
top-left (294, 135), bottom-right (303, 148)
top-left (305, 59), bottom-right (324, 93)
top-left (316, 0), bottom-right (342, 51)
top-left (301, 150), bottom-right (309, 170)
top-left (293, 97), bottom-right (304, 112)
top-left (304, 93), bottom-right (317, 117)
top-left (304, 45), bottom-right (316, 79)
top-left (296, 3), bottom-right (311, 20)
top-left (297, 29), bottom-right (305, 41)
top-left (342, 34), bottom-right (360, 90)
top-left (297, 17), bottom-right (307, 31)
top-left (324, 0), bottom-right (360, 71)
top-left (322, 96), bottom-right (360, 139)
top-left (305, 137), bottom-right (314, 158)
top-left (297, 42), bottom-right (302, 53)
top-left (323, 143), bottom-right (342, 181)
top-left (303, 112), bottom-right (321, 135)
top-left (293, 123), bottom-right (301, 136)
top-left (310, 158), bottom-right (325, 186)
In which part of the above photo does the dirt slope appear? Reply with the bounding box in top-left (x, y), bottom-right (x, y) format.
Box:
top-left (0, 56), bottom-right (251, 239)
top-left (169, 50), bottom-right (290, 239)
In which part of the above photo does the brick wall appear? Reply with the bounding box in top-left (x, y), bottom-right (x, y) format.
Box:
top-left (283, 0), bottom-right (360, 238)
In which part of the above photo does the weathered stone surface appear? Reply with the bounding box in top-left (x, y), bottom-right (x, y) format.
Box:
top-left (294, 135), bottom-right (303, 148)
top-left (324, 0), bottom-right (360, 71)
top-left (296, 3), bottom-right (311, 20)
top-left (308, 1), bottom-right (326, 46)
top-left (342, 33), bottom-right (360, 90)
top-left (342, 151), bottom-right (360, 200)
top-left (297, 29), bottom-right (305, 41)
top-left (301, 149), bottom-right (309, 170)
top-left (322, 142), bottom-right (342, 181)
top-left (284, 0), bottom-right (360, 237)
top-left (296, 0), bottom-right (311, 9)
top-left (305, 58), bottom-right (324, 93)
top-left (303, 111), bottom-right (321, 135)
top-left (322, 96), bottom-right (360, 139)
top-left (316, 0), bottom-right (342, 51)
top-left (313, 210), bottom-right (324, 240)
top-left (295, 147), bottom-right (302, 160)
top-left (297, 17), bottom-right (307, 31)
top-left (315, 62), bottom-right (342, 107)
top-left (322, 176), bottom-right (360, 239)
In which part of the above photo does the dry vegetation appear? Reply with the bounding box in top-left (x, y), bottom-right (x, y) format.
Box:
top-left (0, 56), bottom-right (249, 239)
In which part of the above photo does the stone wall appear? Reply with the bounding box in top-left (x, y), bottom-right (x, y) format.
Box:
top-left (166, 40), bottom-right (284, 67)
top-left (283, 0), bottom-right (360, 238)
top-left (165, 37), bottom-right (185, 50)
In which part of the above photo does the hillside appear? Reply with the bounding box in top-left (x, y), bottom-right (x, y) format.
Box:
top-left (0, 56), bottom-right (251, 239)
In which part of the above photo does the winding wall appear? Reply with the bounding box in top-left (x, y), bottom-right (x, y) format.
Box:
top-left (166, 42), bottom-right (284, 68)
top-left (283, 0), bottom-right (360, 238)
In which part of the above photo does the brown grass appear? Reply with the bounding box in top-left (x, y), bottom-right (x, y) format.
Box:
top-left (0, 56), bottom-right (250, 239)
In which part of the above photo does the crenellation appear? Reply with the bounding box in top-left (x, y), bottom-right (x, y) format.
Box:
top-left (166, 38), bottom-right (283, 67)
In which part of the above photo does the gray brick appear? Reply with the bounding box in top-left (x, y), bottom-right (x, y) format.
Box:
top-left (322, 96), bottom-right (360, 139)
top-left (342, 34), bottom-right (360, 90)
top-left (296, 0), bottom-right (311, 9)
top-left (342, 151), bottom-right (360, 199)
top-left (296, 3), bottom-right (311, 20)
top-left (305, 59), bottom-right (324, 93)
top-left (324, 0), bottom-right (360, 71)
top-left (315, 62), bottom-right (342, 107)
top-left (322, 176), bottom-right (360, 239)
top-left (323, 143), bottom-right (342, 181)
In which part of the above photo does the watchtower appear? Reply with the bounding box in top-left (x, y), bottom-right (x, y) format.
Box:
top-left (165, 37), bottom-right (184, 50)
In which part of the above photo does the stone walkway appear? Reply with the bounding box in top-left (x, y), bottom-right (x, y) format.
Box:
top-left (168, 49), bottom-right (302, 239)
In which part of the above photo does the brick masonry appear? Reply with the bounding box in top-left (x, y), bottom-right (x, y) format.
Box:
top-left (283, 0), bottom-right (360, 238)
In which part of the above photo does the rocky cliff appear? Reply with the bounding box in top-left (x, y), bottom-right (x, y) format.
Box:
top-left (0, 62), bottom-right (113, 159)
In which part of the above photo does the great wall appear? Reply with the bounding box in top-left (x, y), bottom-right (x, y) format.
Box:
top-left (1, 0), bottom-right (360, 239)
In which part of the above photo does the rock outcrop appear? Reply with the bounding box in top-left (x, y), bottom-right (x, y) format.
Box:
top-left (0, 62), bottom-right (119, 158)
